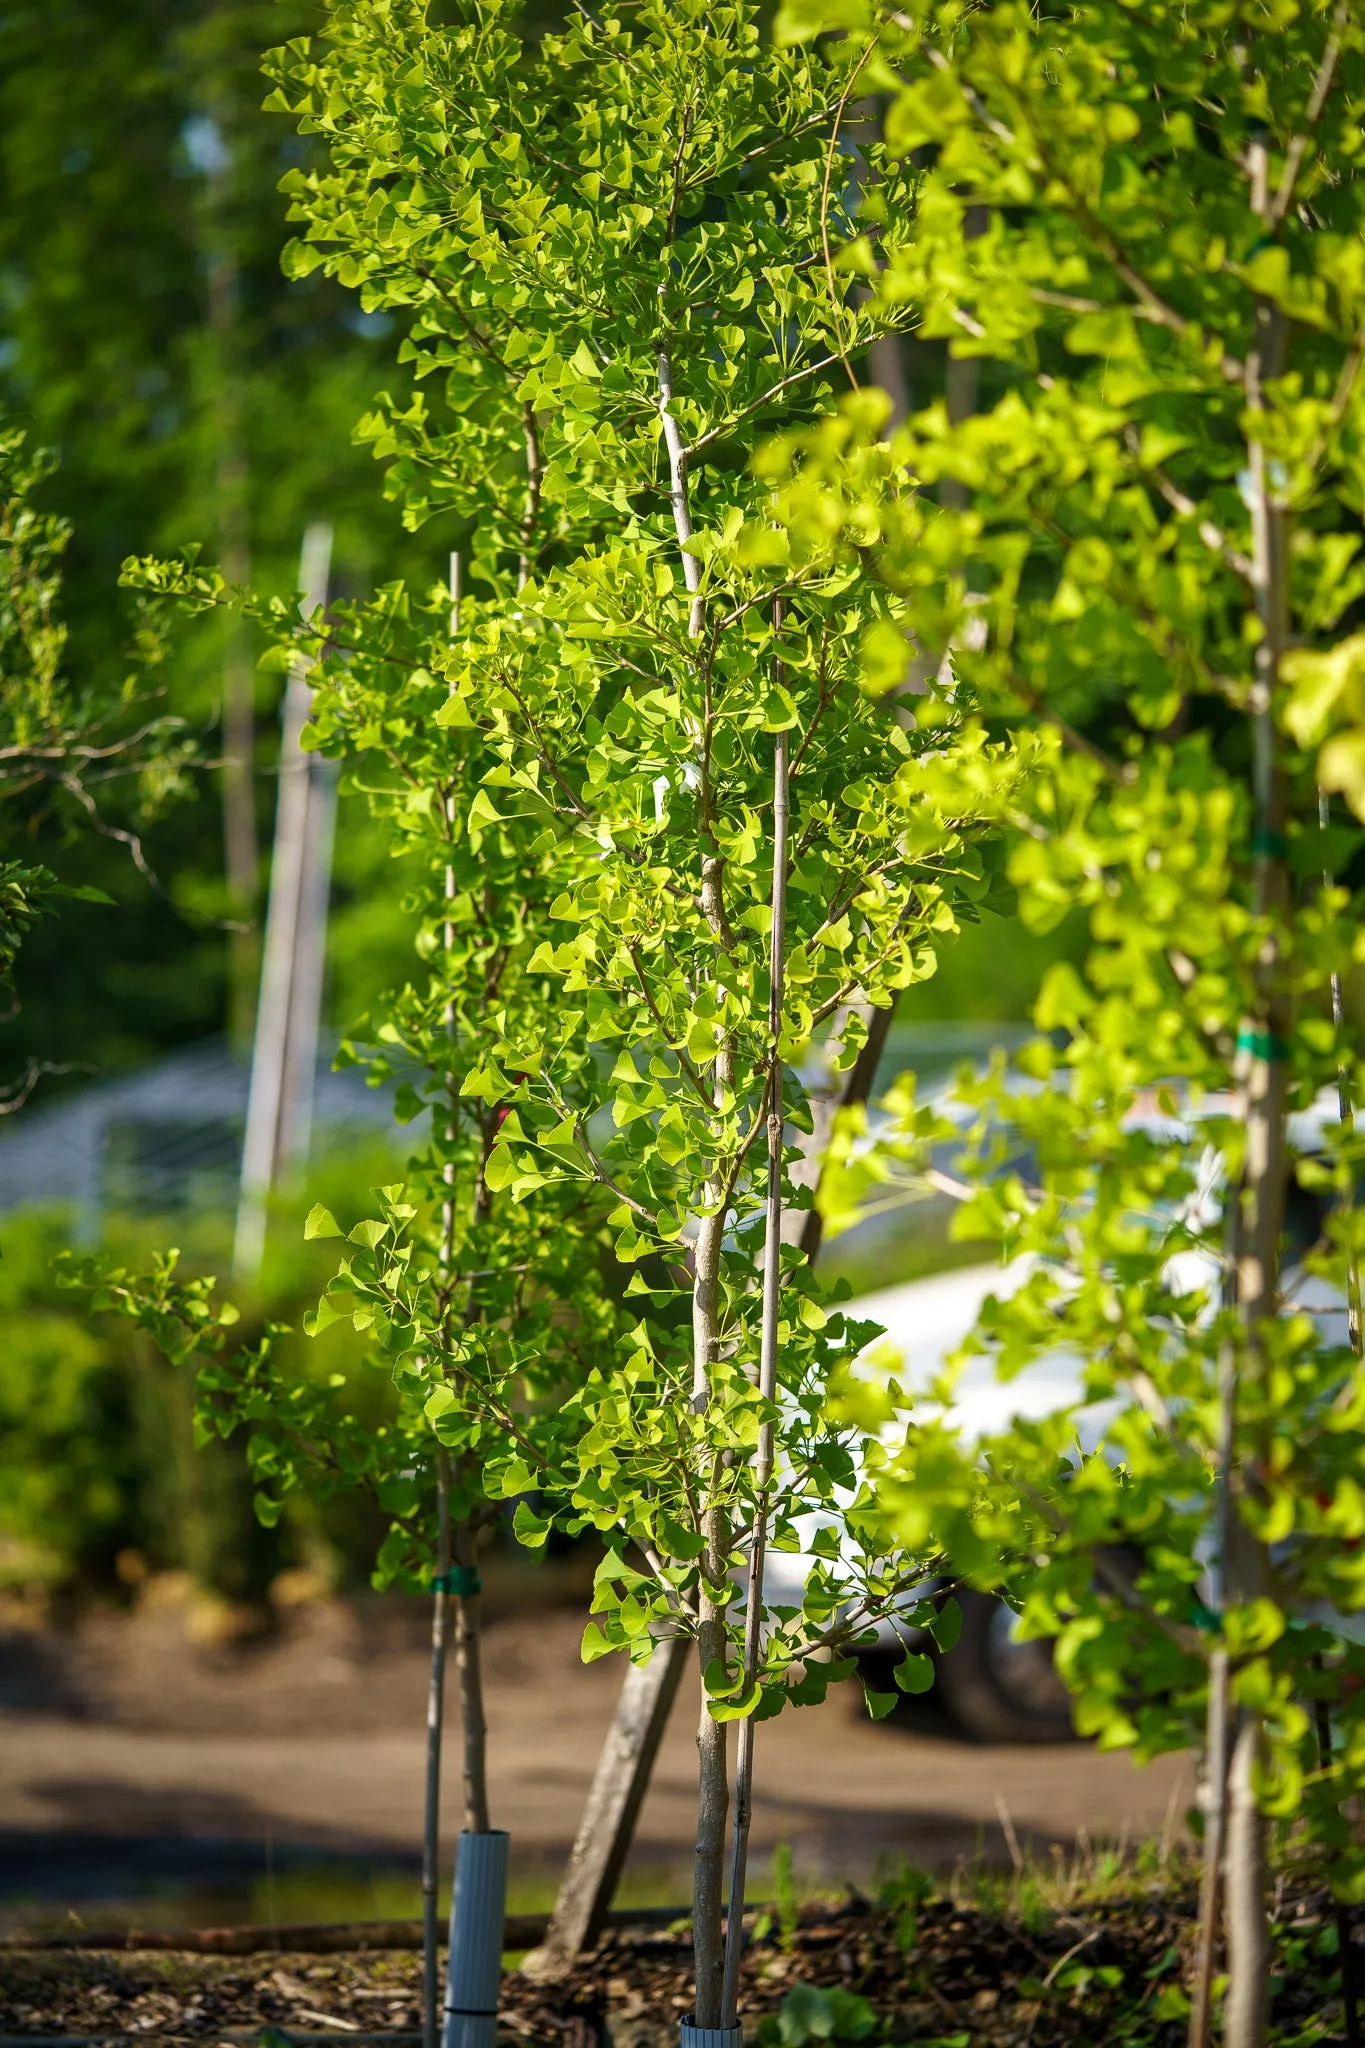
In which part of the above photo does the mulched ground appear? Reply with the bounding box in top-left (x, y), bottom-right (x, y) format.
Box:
top-left (0, 1888), bottom-right (1355, 2045)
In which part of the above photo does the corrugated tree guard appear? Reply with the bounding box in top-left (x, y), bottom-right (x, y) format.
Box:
top-left (442, 1829), bottom-right (509, 2048)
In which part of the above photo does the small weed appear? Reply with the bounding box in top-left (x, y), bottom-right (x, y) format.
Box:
top-left (874, 1859), bottom-right (932, 1955)
top-left (765, 1841), bottom-right (801, 1955)
top-left (758, 1983), bottom-right (878, 2046)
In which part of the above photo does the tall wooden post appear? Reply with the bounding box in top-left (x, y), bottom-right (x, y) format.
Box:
top-left (234, 521), bottom-right (335, 1280)
top-left (521, 1636), bottom-right (690, 1978)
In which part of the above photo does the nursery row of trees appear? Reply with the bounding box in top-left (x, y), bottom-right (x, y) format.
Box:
top-left (26, 2), bottom-right (1365, 2047)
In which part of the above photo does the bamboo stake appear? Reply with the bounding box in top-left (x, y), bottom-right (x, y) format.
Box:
top-left (446, 548), bottom-right (491, 1842)
top-left (423, 551), bottom-right (464, 2048)
top-left (1223, 121), bottom-right (1290, 2048)
top-left (720, 603), bottom-right (789, 2028)
top-left (423, 1451), bottom-right (452, 2048)
top-left (1314, 1664), bottom-right (1360, 2048)
top-left (1316, 806), bottom-right (1361, 2047)
top-left (1225, 1715), bottom-right (1270, 2048)
top-left (439, 549), bottom-right (503, 2048)
top-left (443, 552), bottom-right (462, 1278)
top-left (1322, 788), bottom-right (1363, 1353)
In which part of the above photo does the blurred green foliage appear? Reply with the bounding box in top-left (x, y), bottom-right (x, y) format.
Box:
top-left (0, 1137), bottom-right (409, 1606)
top-left (0, 0), bottom-right (439, 1087)
top-left (0, 1209), bottom-right (130, 1594)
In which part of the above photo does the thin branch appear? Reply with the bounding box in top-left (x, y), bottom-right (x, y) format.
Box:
top-left (624, 939), bottom-right (712, 1105)
top-left (685, 352), bottom-right (846, 462)
top-left (947, 303), bottom-right (988, 342)
top-left (1043, 179), bottom-right (1245, 385)
top-left (492, 668), bottom-right (592, 819)
top-left (925, 55), bottom-right (1245, 386)
top-left (1299, 318), bottom-right (1365, 481)
top-left (658, 345), bottom-right (705, 638)
top-left (518, 403), bottom-right (544, 594)
top-left (0, 1058), bottom-right (90, 1115)
top-left (731, 101), bottom-right (848, 173)
top-left (1120, 426), bottom-right (1255, 582)
top-left (541, 1076), bottom-right (661, 1225)
top-left (819, 39), bottom-right (880, 393)
top-left (57, 773), bottom-right (179, 907)
top-left (787, 627), bottom-right (836, 781)
top-left (714, 578), bottom-right (813, 635)
top-left (1268, 4), bottom-right (1347, 232)
top-left (664, 97), bottom-right (696, 249)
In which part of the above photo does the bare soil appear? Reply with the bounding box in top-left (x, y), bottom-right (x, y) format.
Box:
top-left (1, 1576), bottom-right (1192, 1935)
top-left (1, 1888), bottom-right (1357, 2046)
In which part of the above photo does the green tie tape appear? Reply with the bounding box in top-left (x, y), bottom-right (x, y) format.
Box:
top-left (1236, 1027), bottom-right (1289, 1063)
top-left (432, 1565), bottom-right (482, 1596)
top-left (1250, 828), bottom-right (1288, 859)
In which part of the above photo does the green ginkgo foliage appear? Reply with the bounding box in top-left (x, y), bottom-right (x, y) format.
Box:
top-left (130, 0), bottom-right (1011, 2022)
top-left (113, 0), bottom-right (1036, 2026)
top-left (772, 0), bottom-right (1365, 2038)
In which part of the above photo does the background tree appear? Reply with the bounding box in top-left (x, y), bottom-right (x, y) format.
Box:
top-left (0, 0), bottom-right (428, 1081)
top-left (0, 424), bottom-right (195, 1088)
top-left (773, 0), bottom-right (1365, 2041)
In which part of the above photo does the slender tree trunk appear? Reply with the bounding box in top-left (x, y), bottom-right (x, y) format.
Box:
top-left (691, 911), bottom-right (738, 2032)
top-left (797, 998), bottom-right (898, 1269)
top-left (518, 407), bottom-right (542, 594)
top-left (1222, 128), bottom-right (1290, 2048)
top-left (658, 348), bottom-right (703, 638)
top-left (720, 644), bottom-right (789, 2025)
top-left (1225, 1715), bottom-right (1271, 2048)
top-left (454, 1508), bottom-right (490, 1836)
top-left (659, 334), bottom-right (736, 2028)
top-left (1188, 1646), bottom-right (1230, 2048)
top-left (1190, 1217), bottom-right (1243, 2046)
top-left (423, 1453), bottom-right (452, 2048)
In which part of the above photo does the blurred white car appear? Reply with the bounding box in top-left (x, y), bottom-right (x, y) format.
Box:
top-left (765, 1257), bottom-right (1087, 1742)
top-left (764, 1087), bottom-right (1355, 1742)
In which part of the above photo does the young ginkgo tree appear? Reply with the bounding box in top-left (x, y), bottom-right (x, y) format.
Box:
top-left (772, 1), bottom-right (1365, 2043)
top-left (120, 535), bottom-right (633, 2048)
top-left (252, 0), bottom-right (1007, 2029)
